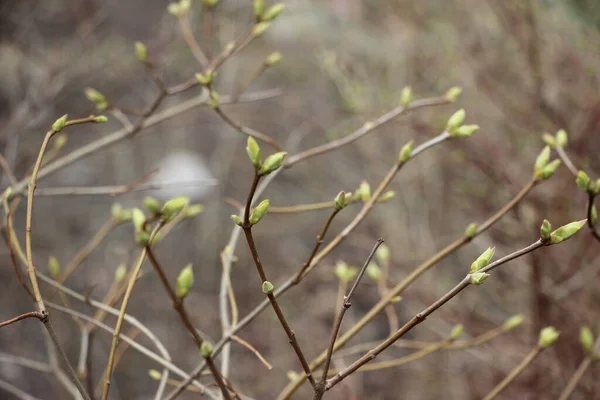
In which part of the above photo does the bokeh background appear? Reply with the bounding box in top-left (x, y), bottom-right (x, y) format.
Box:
top-left (1, 0), bottom-right (600, 399)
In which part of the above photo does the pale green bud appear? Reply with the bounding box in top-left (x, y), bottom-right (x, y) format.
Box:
top-left (246, 137), bottom-right (262, 169)
top-left (208, 91), bottom-right (220, 109)
top-left (556, 129), bottom-right (568, 147)
top-left (185, 204), bottom-right (204, 218)
top-left (380, 191), bottom-right (396, 201)
top-left (134, 41), bottom-right (147, 62)
top-left (261, 3), bottom-right (285, 21)
top-left (115, 264), bottom-right (127, 283)
top-left (200, 341), bottom-right (213, 357)
top-left (334, 261), bottom-right (356, 282)
top-left (580, 326), bottom-right (594, 353)
top-left (262, 280), bottom-right (274, 294)
top-left (366, 262), bottom-right (381, 282)
top-left (176, 264), bottom-right (194, 298)
top-left (148, 369), bottom-right (162, 380)
top-left (576, 170), bottom-right (591, 192)
top-left (260, 152), bottom-right (287, 175)
top-left (334, 191), bottom-right (348, 210)
top-left (85, 88), bottom-right (108, 110)
top-left (195, 72), bottom-right (214, 86)
top-left (94, 115), bottom-right (108, 123)
top-left (48, 256), bottom-right (60, 278)
top-left (143, 196), bottom-right (161, 215)
top-left (358, 181), bottom-right (371, 202)
top-left (400, 86), bottom-right (413, 107)
top-left (161, 196), bottom-right (190, 222)
top-left (249, 199), bottom-right (269, 225)
top-left (464, 223), bottom-right (478, 239)
top-left (538, 326), bottom-right (560, 348)
top-left (398, 140), bottom-right (414, 163)
top-left (591, 205), bottom-right (598, 226)
top-left (549, 220), bottom-right (586, 244)
top-left (111, 203), bottom-right (123, 220)
top-left (231, 215), bottom-right (244, 226)
top-left (446, 109), bottom-right (466, 132)
top-left (266, 52), bottom-right (283, 66)
top-left (542, 133), bottom-right (556, 148)
top-left (533, 146), bottom-right (551, 177)
top-left (503, 314), bottom-right (524, 329)
top-left (120, 209), bottom-right (133, 222)
top-left (445, 86), bottom-right (462, 102)
top-left (541, 159), bottom-right (561, 179)
top-left (179, 0), bottom-right (191, 13)
top-left (253, 0), bottom-right (265, 18)
top-left (540, 219), bottom-right (552, 241)
top-left (202, 0), bottom-right (219, 7)
top-left (252, 22), bottom-right (271, 37)
top-left (450, 324), bottom-right (464, 340)
top-left (469, 272), bottom-right (490, 285)
top-left (286, 370), bottom-right (299, 381)
top-left (52, 114), bottom-right (68, 132)
top-left (132, 208), bottom-right (146, 231)
top-left (470, 247), bottom-right (495, 273)
top-left (452, 124), bottom-right (479, 138)
top-left (376, 244), bottom-right (391, 265)
top-left (53, 133), bottom-right (67, 150)
top-left (135, 231), bottom-right (150, 246)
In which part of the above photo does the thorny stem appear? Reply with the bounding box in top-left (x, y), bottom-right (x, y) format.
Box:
top-left (315, 239), bottom-right (384, 400)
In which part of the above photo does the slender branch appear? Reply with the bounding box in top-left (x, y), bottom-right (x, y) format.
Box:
top-left (213, 106), bottom-right (282, 150)
top-left (482, 345), bottom-right (543, 400)
top-left (0, 311), bottom-right (45, 328)
top-left (555, 145), bottom-right (578, 177)
top-left (558, 332), bottom-right (600, 400)
top-left (177, 14), bottom-right (209, 67)
top-left (0, 153), bottom-right (17, 185)
top-left (324, 241), bottom-right (545, 390)
top-left (231, 335), bottom-right (272, 370)
top-left (315, 239), bottom-right (384, 399)
top-left (0, 378), bottom-right (42, 400)
top-left (284, 96), bottom-right (451, 167)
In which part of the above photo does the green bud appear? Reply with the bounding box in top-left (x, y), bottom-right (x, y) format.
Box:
top-left (450, 324), bottom-right (464, 340)
top-left (334, 261), bottom-right (357, 282)
top-left (576, 170), bottom-right (591, 192)
top-left (176, 264), bottom-right (194, 298)
top-left (115, 264), bottom-right (127, 283)
top-left (391, 296), bottom-right (402, 303)
top-left (249, 199), bottom-right (270, 225)
top-left (260, 152), bottom-right (287, 175)
top-left (533, 146), bottom-right (551, 177)
top-left (540, 219), bottom-right (552, 241)
top-left (366, 262), bottom-right (381, 282)
top-left (161, 196), bottom-right (190, 222)
top-left (445, 86), bottom-right (462, 102)
top-left (446, 109), bottom-right (466, 132)
top-left (120, 209), bottom-right (133, 222)
top-left (469, 272), bottom-right (490, 285)
top-left (167, 2), bottom-right (181, 16)
top-left (261, 3), bottom-right (285, 21)
top-left (591, 205), bottom-right (598, 225)
top-left (231, 214), bottom-right (244, 226)
top-left (464, 223), bottom-right (478, 239)
top-left (3, 187), bottom-right (14, 201)
top-left (134, 41), bottom-right (147, 62)
top-left (53, 133), bottom-right (67, 150)
top-left (85, 88), bottom-right (108, 110)
top-left (252, 22), bottom-right (271, 37)
top-left (185, 204), bottom-right (204, 218)
top-left (253, 0), bottom-right (265, 18)
top-left (132, 208), bottom-right (146, 231)
top-left (595, 179), bottom-right (600, 195)
top-left (398, 140), bottom-right (414, 163)
top-left (246, 137), bottom-right (262, 169)
top-left (94, 115), bottom-right (108, 123)
top-left (202, 0), bottom-right (219, 7)
top-left (48, 256), bottom-right (60, 278)
top-left (148, 369), bottom-right (162, 380)
top-left (380, 191), bottom-right (396, 201)
top-left (265, 52), bottom-right (283, 66)
top-left (358, 181), bottom-right (371, 202)
top-left (111, 203), bottom-right (123, 220)
top-left (135, 231), bottom-right (150, 246)
top-left (262, 280), bottom-right (274, 294)
top-left (542, 133), bottom-right (556, 148)
top-left (143, 196), bottom-right (161, 215)
top-left (580, 326), bottom-right (594, 353)
top-left (334, 191), bottom-right (348, 210)
top-left (376, 244), bottom-right (391, 265)
top-left (52, 114), bottom-right (68, 132)
top-left (195, 72), bottom-right (214, 86)
top-left (200, 341), bottom-right (213, 357)
top-left (287, 370), bottom-right (299, 381)
top-left (452, 124), bottom-right (480, 138)
top-left (400, 86), bottom-right (413, 107)
top-left (549, 220), bottom-right (586, 244)
top-left (538, 326), bottom-right (560, 348)
top-left (208, 91), bottom-right (220, 109)
top-left (556, 129), bottom-right (568, 147)
top-left (470, 247), bottom-right (495, 273)
top-left (503, 314), bottom-right (524, 329)
top-left (541, 159), bottom-right (561, 179)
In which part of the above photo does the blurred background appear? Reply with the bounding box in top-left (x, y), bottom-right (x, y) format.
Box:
top-left (1, 0), bottom-right (600, 399)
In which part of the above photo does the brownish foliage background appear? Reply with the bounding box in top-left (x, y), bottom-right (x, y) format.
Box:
top-left (1, 0), bottom-right (599, 399)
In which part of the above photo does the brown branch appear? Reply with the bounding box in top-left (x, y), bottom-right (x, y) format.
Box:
top-left (559, 331), bottom-right (600, 399)
top-left (231, 335), bottom-right (272, 370)
top-left (0, 311), bottom-right (45, 329)
top-left (213, 106), bottom-right (282, 150)
top-left (586, 194), bottom-right (600, 243)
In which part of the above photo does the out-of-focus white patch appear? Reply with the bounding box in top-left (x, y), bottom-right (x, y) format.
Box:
top-left (149, 151), bottom-right (217, 202)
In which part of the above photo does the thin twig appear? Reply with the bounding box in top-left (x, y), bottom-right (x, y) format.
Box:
top-left (558, 332), bottom-right (600, 400)
top-left (315, 239), bottom-right (384, 399)
top-left (231, 335), bottom-right (272, 370)
top-left (0, 378), bottom-right (42, 400)
top-left (0, 311), bottom-right (45, 328)
top-left (213, 106), bottom-right (282, 150)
